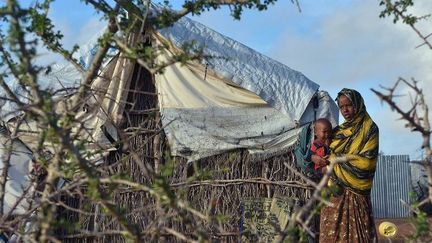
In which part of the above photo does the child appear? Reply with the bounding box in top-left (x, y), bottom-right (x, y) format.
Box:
top-left (310, 118), bottom-right (332, 173)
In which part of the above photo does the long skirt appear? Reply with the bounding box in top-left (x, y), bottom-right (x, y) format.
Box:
top-left (319, 189), bottom-right (377, 243)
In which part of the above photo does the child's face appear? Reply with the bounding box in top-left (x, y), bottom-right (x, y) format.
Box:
top-left (315, 122), bottom-right (331, 142)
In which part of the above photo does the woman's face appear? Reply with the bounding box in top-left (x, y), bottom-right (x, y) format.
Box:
top-left (338, 95), bottom-right (356, 121)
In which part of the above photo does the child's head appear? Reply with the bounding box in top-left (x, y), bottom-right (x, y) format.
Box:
top-left (314, 118), bottom-right (332, 142)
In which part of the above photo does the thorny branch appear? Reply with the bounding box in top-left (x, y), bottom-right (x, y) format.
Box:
top-left (372, 78), bottom-right (432, 205)
top-left (275, 157), bottom-right (346, 242)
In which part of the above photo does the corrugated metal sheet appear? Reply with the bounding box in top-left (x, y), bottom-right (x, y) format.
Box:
top-left (371, 155), bottom-right (411, 218)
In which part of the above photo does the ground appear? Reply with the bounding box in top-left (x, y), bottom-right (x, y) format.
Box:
top-left (375, 218), bottom-right (430, 243)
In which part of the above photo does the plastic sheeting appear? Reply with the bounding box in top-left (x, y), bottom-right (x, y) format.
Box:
top-left (155, 34), bottom-right (338, 161)
top-left (23, 15), bottom-right (336, 163)
top-left (0, 127), bottom-right (34, 215)
top-left (36, 15), bottom-right (336, 162)
top-left (159, 16), bottom-right (319, 119)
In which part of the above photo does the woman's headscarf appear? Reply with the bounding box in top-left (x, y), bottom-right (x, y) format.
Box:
top-left (336, 88), bottom-right (365, 115)
top-left (330, 88), bottom-right (379, 194)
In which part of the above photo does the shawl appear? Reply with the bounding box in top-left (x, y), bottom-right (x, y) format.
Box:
top-left (294, 123), bottom-right (314, 173)
top-left (329, 88), bottom-right (379, 194)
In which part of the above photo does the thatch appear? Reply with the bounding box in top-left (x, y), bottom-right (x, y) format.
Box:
top-left (55, 63), bottom-right (315, 242)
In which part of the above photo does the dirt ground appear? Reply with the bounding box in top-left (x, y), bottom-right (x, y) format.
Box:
top-left (375, 218), bottom-right (427, 243)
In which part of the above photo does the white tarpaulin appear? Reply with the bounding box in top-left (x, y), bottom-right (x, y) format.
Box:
top-left (0, 127), bottom-right (34, 215)
top-left (33, 14), bottom-right (337, 162)
top-left (159, 16), bottom-right (319, 119)
top-left (155, 32), bottom-right (338, 161)
top-left (10, 15), bottom-right (337, 163)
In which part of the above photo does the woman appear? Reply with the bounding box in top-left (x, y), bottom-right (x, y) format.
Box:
top-left (313, 88), bottom-right (379, 243)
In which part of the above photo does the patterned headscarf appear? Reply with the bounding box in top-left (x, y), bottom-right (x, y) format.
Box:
top-left (336, 88), bottom-right (365, 117)
top-left (330, 88), bottom-right (379, 194)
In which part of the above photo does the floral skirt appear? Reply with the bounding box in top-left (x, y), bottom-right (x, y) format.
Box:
top-left (319, 189), bottom-right (377, 243)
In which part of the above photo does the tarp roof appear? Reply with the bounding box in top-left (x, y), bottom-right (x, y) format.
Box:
top-left (160, 16), bottom-right (319, 119)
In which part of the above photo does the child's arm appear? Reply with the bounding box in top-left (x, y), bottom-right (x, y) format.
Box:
top-left (311, 154), bottom-right (329, 167)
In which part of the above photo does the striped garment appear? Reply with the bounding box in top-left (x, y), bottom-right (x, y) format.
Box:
top-left (329, 88), bottom-right (379, 194)
top-left (320, 88), bottom-right (379, 243)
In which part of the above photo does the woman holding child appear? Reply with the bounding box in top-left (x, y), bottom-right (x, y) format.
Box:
top-left (312, 88), bottom-right (379, 243)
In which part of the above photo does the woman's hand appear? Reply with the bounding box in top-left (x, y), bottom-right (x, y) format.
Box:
top-left (311, 154), bottom-right (329, 167)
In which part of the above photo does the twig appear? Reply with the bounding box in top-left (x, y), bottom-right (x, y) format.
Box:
top-left (383, 0), bottom-right (432, 49)
top-left (275, 157), bottom-right (346, 242)
top-left (170, 178), bottom-right (312, 190)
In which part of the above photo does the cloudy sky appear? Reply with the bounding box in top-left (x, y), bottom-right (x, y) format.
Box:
top-left (43, 0), bottom-right (432, 159)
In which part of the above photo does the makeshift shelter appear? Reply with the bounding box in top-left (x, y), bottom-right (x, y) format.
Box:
top-left (0, 127), bottom-right (34, 216)
top-left (2, 12), bottom-right (339, 242)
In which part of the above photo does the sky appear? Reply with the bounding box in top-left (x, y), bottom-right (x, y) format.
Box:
top-left (18, 0), bottom-right (432, 160)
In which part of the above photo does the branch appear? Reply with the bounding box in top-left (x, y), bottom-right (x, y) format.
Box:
top-left (372, 76), bottom-right (432, 206)
top-left (7, 0), bottom-right (43, 106)
top-left (383, 0), bottom-right (432, 49)
top-left (275, 157), bottom-right (347, 242)
top-left (170, 178), bottom-right (311, 189)
top-left (371, 87), bottom-right (429, 136)
top-left (71, 13), bottom-right (119, 110)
